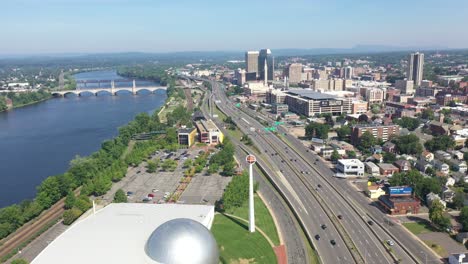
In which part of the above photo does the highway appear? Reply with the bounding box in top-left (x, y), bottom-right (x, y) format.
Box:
top-left (205, 79), bottom-right (423, 264)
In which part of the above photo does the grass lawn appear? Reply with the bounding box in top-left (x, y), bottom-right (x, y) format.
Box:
top-left (423, 240), bottom-right (448, 257)
top-left (212, 214), bottom-right (277, 264)
top-left (226, 195), bottom-right (280, 246)
top-left (403, 222), bottom-right (436, 235)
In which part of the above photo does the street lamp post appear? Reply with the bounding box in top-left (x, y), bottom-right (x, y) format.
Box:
top-left (246, 154), bottom-right (257, 233)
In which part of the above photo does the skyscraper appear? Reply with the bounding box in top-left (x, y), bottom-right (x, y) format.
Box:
top-left (258, 49), bottom-right (274, 81)
top-left (285, 63), bottom-right (303, 84)
top-left (407, 52), bottom-right (424, 86)
top-left (245, 51), bottom-right (259, 79)
top-left (343, 66), bottom-right (354, 80)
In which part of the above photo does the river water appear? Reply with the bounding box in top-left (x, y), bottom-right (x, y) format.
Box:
top-left (0, 71), bottom-right (166, 207)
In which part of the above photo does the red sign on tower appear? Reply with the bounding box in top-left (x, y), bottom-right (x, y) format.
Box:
top-left (246, 154), bottom-right (256, 164)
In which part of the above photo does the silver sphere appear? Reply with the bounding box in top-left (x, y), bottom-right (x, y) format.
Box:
top-left (145, 218), bottom-right (219, 264)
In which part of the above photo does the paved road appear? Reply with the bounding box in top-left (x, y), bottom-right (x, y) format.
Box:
top-left (205, 79), bottom-right (425, 264)
top-left (199, 85), bottom-right (309, 264)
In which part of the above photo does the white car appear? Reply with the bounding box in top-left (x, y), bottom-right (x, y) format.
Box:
top-left (386, 240), bottom-right (395, 246)
top-left (152, 189), bottom-right (158, 193)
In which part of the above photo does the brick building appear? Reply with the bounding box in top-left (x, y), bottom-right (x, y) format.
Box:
top-left (350, 124), bottom-right (400, 145)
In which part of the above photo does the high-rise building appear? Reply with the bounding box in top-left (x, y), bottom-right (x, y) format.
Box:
top-left (407, 52), bottom-right (424, 86)
top-left (395, 79), bottom-right (414, 95)
top-left (258, 49), bottom-right (274, 81)
top-left (343, 66), bottom-right (354, 79)
top-left (245, 51), bottom-right (259, 77)
top-left (285, 63), bottom-right (303, 84)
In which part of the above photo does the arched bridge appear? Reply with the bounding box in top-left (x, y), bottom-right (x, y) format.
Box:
top-left (52, 80), bottom-right (167, 97)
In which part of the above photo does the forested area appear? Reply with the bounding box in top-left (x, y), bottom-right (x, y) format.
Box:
top-left (0, 90), bottom-right (51, 111)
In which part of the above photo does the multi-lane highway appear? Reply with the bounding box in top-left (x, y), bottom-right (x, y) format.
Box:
top-left (203, 79), bottom-right (432, 264)
top-left (194, 76), bottom-right (440, 263)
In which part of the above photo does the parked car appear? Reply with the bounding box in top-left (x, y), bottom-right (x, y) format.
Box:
top-left (330, 240), bottom-right (336, 245)
top-left (148, 193), bottom-right (155, 198)
top-left (321, 224), bottom-right (327, 230)
top-left (315, 234), bottom-right (320, 240)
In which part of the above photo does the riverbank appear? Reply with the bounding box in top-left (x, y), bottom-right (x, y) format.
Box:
top-left (0, 90), bottom-right (52, 113)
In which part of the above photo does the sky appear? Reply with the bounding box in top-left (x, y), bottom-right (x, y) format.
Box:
top-left (1, 0), bottom-right (467, 54)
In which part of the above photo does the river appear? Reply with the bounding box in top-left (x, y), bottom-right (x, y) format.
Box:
top-left (0, 70), bottom-right (166, 207)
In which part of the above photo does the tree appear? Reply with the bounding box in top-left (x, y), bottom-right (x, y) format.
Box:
top-left (346, 150), bottom-right (357, 158)
top-left (305, 122), bottom-right (330, 140)
top-left (221, 171), bottom-right (249, 211)
top-left (424, 135), bottom-right (456, 152)
top-left (452, 190), bottom-right (465, 210)
top-left (331, 150), bottom-right (340, 163)
top-left (371, 104), bottom-right (381, 114)
top-left (63, 208), bottom-right (83, 225)
top-left (161, 159), bottom-right (177, 171)
top-left (421, 109), bottom-right (435, 120)
top-left (394, 134), bottom-right (423, 155)
top-left (146, 160), bottom-right (157, 173)
top-left (383, 152), bottom-right (397, 163)
top-left (337, 125), bottom-right (351, 141)
top-left (357, 131), bottom-right (377, 153)
top-left (429, 199), bottom-right (450, 229)
top-left (0, 97), bottom-right (8, 112)
top-left (64, 191), bottom-right (76, 209)
top-left (183, 159), bottom-right (193, 168)
top-left (113, 189), bottom-right (128, 203)
top-left (74, 195), bottom-right (92, 212)
top-left (460, 206), bottom-right (468, 231)
top-left (395, 117), bottom-right (421, 131)
top-left (358, 114), bottom-right (369, 123)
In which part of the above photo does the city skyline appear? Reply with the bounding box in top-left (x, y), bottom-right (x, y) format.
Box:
top-left (1, 0), bottom-right (468, 54)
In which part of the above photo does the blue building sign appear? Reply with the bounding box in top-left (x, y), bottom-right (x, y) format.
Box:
top-left (389, 186), bottom-right (412, 196)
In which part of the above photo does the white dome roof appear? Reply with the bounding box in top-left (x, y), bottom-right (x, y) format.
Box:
top-left (145, 218), bottom-right (219, 264)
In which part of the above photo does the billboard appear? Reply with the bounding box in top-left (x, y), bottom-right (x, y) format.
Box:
top-left (389, 186), bottom-right (412, 196)
top-left (320, 100), bottom-right (343, 107)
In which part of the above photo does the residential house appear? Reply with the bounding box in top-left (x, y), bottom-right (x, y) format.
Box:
top-left (450, 150), bottom-right (465, 160)
top-left (366, 153), bottom-right (383, 163)
top-left (426, 192), bottom-right (446, 209)
top-left (365, 162), bottom-right (380, 176)
top-left (442, 187), bottom-right (455, 203)
top-left (415, 159), bottom-right (433, 173)
top-left (446, 177), bottom-right (456, 187)
top-left (378, 163), bottom-right (399, 176)
top-left (367, 184), bottom-right (386, 199)
top-left (456, 233), bottom-right (468, 244)
top-left (428, 121), bottom-right (450, 135)
top-left (421, 150), bottom-right (434, 162)
top-left (435, 150), bottom-right (452, 161)
top-left (454, 160), bottom-right (468, 173)
top-left (432, 160), bottom-right (450, 175)
top-left (394, 160), bottom-right (411, 172)
top-left (372, 145), bottom-right (383, 154)
top-left (382, 141), bottom-right (396, 153)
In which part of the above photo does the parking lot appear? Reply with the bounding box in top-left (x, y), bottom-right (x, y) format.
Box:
top-left (101, 146), bottom-right (232, 206)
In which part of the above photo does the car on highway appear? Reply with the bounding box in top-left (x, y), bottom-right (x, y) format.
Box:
top-left (330, 240), bottom-right (336, 246)
top-left (368, 220), bottom-right (374, 225)
top-left (321, 224), bottom-right (327, 230)
top-left (317, 184), bottom-right (322, 188)
top-left (337, 215), bottom-right (343, 219)
top-left (386, 240), bottom-right (394, 246)
top-left (315, 234), bottom-right (320, 240)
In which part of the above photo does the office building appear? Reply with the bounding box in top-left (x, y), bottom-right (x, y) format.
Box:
top-left (365, 88), bottom-right (385, 104)
top-left (234, 69), bottom-right (246, 86)
top-left (379, 187), bottom-right (420, 215)
top-left (266, 89), bottom-right (287, 104)
top-left (195, 120), bottom-right (224, 145)
top-left (350, 124), bottom-right (400, 145)
top-left (284, 89), bottom-right (352, 117)
top-left (407, 52), bottom-right (424, 86)
top-left (285, 63), bottom-right (303, 84)
top-left (352, 100), bottom-right (368, 114)
top-left (31, 203), bottom-right (218, 264)
top-left (336, 159), bottom-right (365, 177)
top-left (343, 66), bottom-right (354, 79)
top-left (395, 79), bottom-right (414, 95)
top-left (273, 103), bottom-right (289, 114)
top-left (245, 51), bottom-right (259, 77)
top-left (258, 49), bottom-right (274, 81)
top-left (177, 127), bottom-right (197, 147)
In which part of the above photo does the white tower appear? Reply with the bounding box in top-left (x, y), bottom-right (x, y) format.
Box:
top-left (264, 60), bottom-right (268, 86)
top-left (246, 154), bottom-right (257, 233)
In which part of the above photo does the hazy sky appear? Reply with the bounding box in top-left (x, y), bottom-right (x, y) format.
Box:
top-left (1, 0), bottom-right (467, 54)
